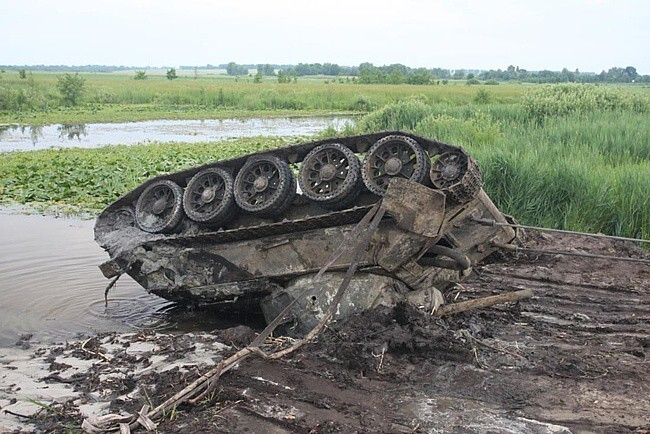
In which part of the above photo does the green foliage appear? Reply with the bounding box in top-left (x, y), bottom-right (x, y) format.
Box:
top-left (406, 69), bottom-right (433, 85)
top-left (466, 79), bottom-right (481, 85)
top-left (414, 111), bottom-right (503, 147)
top-left (166, 68), bottom-right (177, 80)
top-left (226, 62), bottom-right (248, 76)
top-left (18, 69), bottom-right (27, 79)
top-left (359, 100), bottom-right (432, 131)
top-left (134, 70), bottom-right (147, 80)
top-left (277, 70), bottom-right (291, 84)
top-left (56, 73), bottom-right (86, 106)
top-left (473, 88), bottom-right (492, 104)
top-left (257, 64), bottom-right (275, 76)
top-left (253, 71), bottom-right (263, 83)
top-left (0, 137), bottom-right (287, 213)
top-left (522, 84), bottom-right (649, 121)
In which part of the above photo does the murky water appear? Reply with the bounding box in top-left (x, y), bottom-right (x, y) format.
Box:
top-left (0, 117), bottom-right (354, 152)
top-left (0, 211), bottom-right (256, 347)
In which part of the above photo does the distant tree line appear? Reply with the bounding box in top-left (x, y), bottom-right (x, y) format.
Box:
top-left (221, 62), bottom-right (649, 84)
top-left (477, 65), bottom-right (647, 84)
top-left (3, 63), bottom-right (648, 84)
top-left (225, 62), bottom-right (249, 75)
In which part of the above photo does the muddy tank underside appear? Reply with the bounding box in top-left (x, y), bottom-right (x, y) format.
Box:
top-left (95, 131), bottom-right (516, 323)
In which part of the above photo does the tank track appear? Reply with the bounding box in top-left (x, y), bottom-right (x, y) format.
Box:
top-left (95, 131), bottom-right (483, 254)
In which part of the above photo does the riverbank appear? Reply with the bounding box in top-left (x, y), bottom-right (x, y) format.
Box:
top-left (1, 232), bottom-right (648, 433)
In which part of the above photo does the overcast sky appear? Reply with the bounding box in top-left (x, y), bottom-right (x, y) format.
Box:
top-left (2, 0), bottom-right (648, 73)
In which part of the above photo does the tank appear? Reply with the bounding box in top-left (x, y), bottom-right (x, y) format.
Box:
top-left (94, 131), bottom-right (517, 329)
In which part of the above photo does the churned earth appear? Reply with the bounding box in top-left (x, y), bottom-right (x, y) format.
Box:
top-left (1, 233), bottom-right (648, 433)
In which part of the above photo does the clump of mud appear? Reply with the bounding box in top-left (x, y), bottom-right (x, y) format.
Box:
top-left (313, 302), bottom-right (474, 377)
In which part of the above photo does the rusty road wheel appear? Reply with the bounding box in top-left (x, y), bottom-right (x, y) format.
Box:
top-left (430, 151), bottom-right (483, 204)
top-left (362, 135), bottom-right (430, 196)
top-left (135, 180), bottom-right (184, 233)
top-left (234, 156), bottom-right (296, 217)
top-left (183, 167), bottom-right (236, 226)
top-left (299, 143), bottom-right (362, 210)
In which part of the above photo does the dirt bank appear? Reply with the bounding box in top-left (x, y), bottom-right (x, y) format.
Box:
top-left (1, 233), bottom-right (648, 433)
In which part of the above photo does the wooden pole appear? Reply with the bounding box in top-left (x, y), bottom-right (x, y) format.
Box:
top-left (434, 289), bottom-right (534, 317)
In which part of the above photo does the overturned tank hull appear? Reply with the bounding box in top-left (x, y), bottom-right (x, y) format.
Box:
top-left (95, 131), bottom-right (516, 326)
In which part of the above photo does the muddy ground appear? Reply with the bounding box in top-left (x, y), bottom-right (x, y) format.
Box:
top-left (1, 233), bottom-right (648, 433)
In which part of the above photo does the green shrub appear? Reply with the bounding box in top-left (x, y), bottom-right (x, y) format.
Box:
top-left (522, 83), bottom-right (649, 121)
top-left (473, 88), bottom-right (492, 104)
top-left (359, 100), bottom-right (433, 131)
top-left (414, 111), bottom-right (503, 147)
top-left (57, 73), bottom-right (86, 106)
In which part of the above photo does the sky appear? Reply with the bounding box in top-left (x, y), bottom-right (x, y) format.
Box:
top-left (1, 0), bottom-right (648, 73)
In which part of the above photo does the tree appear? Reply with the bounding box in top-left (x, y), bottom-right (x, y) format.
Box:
top-left (257, 64), bottom-right (275, 76)
top-left (624, 66), bottom-right (638, 80)
top-left (166, 68), bottom-right (178, 80)
top-left (452, 69), bottom-right (466, 80)
top-left (387, 70), bottom-right (405, 84)
top-left (407, 68), bottom-right (432, 85)
top-left (134, 70), bottom-right (147, 80)
top-left (253, 71), bottom-right (263, 83)
top-left (19, 69), bottom-right (27, 79)
top-left (57, 73), bottom-right (86, 106)
top-left (277, 70), bottom-right (291, 83)
top-left (226, 62), bottom-right (248, 76)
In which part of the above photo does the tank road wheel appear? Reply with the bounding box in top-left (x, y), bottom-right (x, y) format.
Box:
top-left (430, 151), bottom-right (483, 204)
top-left (362, 135), bottom-right (430, 196)
top-left (299, 143), bottom-right (362, 210)
top-left (182, 167), bottom-right (235, 226)
top-left (135, 180), bottom-right (184, 233)
top-left (430, 151), bottom-right (467, 189)
top-left (234, 155), bottom-right (296, 217)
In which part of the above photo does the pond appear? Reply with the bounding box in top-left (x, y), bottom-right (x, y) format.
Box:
top-left (0, 116), bottom-right (355, 152)
top-left (0, 210), bottom-right (255, 347)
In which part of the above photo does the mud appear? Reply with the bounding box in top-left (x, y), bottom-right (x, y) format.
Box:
top-left (1, 233), bottom-right (648, 433)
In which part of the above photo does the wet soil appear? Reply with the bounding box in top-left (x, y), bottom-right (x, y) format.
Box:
top-left (1, 233), bottom-right (648, 433)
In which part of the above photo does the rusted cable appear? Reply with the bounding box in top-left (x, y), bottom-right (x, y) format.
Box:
top-left (494, 243), bottom-right (650, 264)
top-left (472, 217), bottom-right (650, 244)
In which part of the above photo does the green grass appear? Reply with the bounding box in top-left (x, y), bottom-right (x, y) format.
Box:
top-left (0, 70), bottom-right (532, 124)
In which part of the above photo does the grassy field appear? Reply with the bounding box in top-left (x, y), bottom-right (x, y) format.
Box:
top-left (0, 70), bottom-right (531, 124)
top-left (1, 74), bottom-right (648, 239)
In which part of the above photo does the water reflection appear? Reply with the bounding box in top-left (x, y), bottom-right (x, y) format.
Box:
top-left (58, 123), bottom-right (87, 141)
top-left (29, 125), bottom-right (43, 145)
top-left (0, 116), bottom-right (355, 152)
